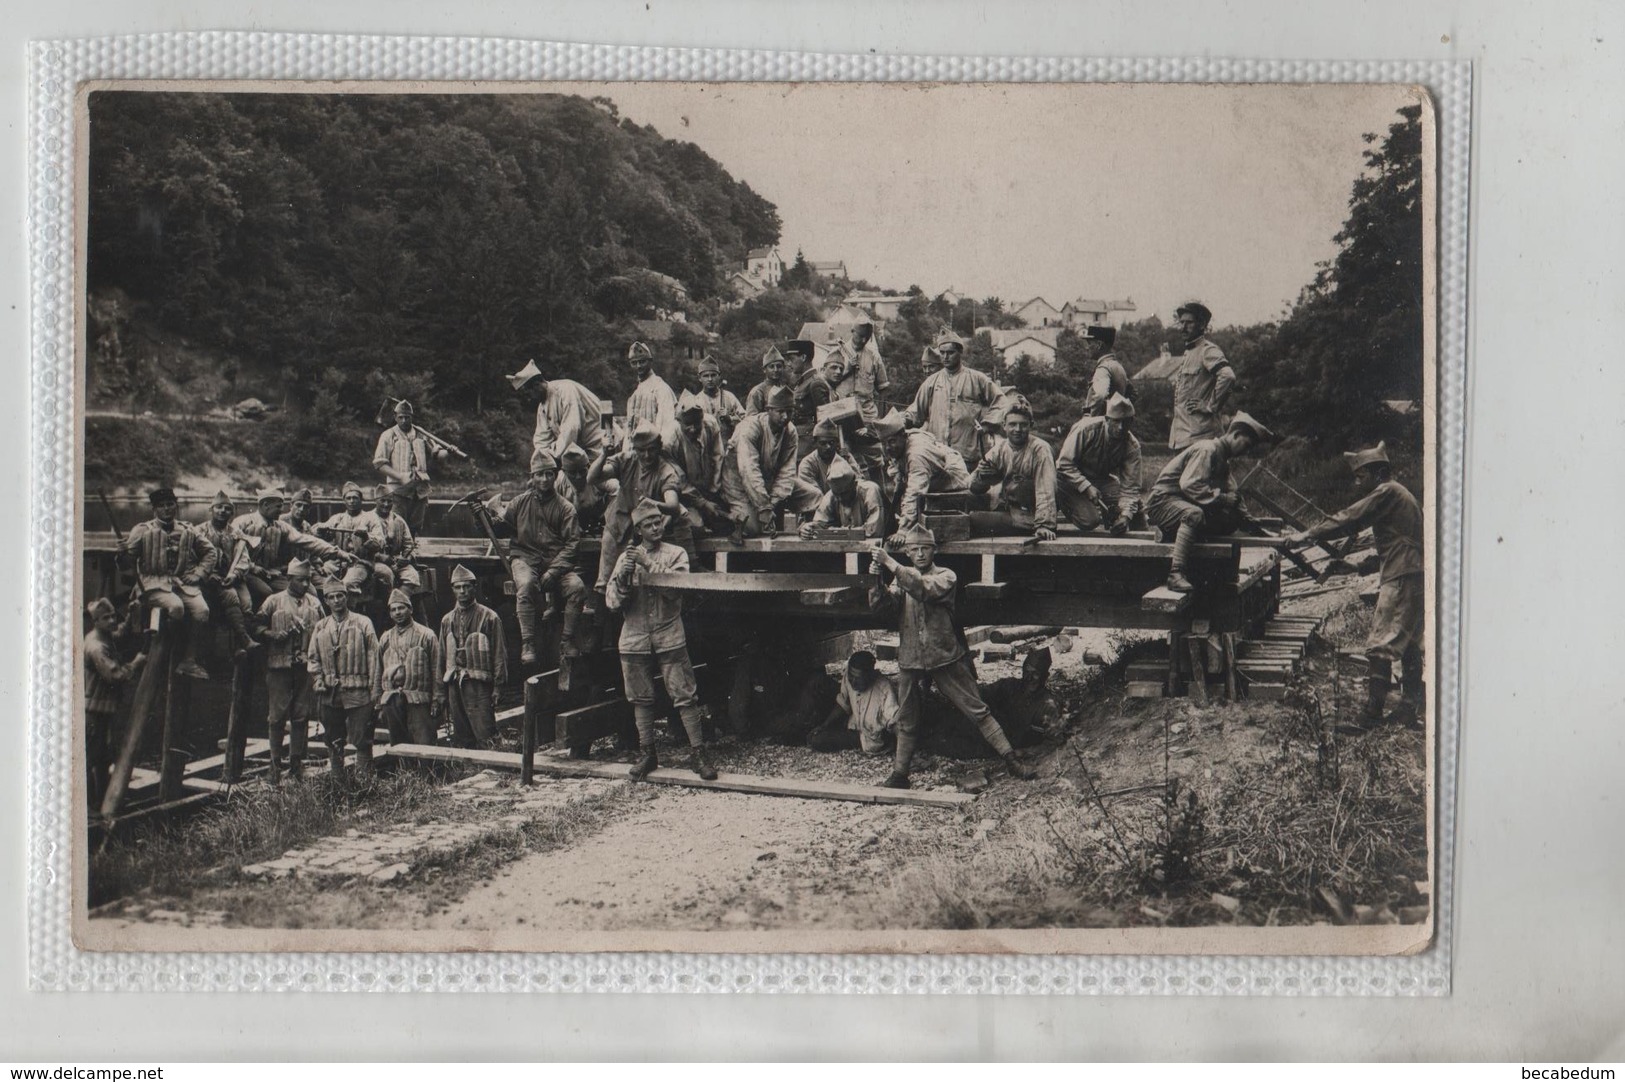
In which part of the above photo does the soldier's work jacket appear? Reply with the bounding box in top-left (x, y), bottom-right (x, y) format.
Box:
top-left (1150, 437), bottom-right (1238, 506)
top-left (84, 629), bottom-right (139, 714)
top-left (696, 386), bottom-right (744, 423)
top-left (1306, 480), bottom-right (1424, 582)
top-left (308, 610), bottom-right (378, 708)
top-left (439, 602), bottom-right (507, 687)
top-left (1168, 336), bottom-right (1236, 450)
top-left (975, 435), bottom-right (1058, 529)
top-left (905, 365), bottom-right (1001, 462)
top-left (790, 370), bottom-right (833, 441)
top-left (362, 509), bottom-right (416, 562)
top-left (497, 488), bottom-right (579, 575)
top-left (196, 518), bottom-right (254, 581)
top-left (320, 510), bottom-right (386, 559)
top-left (373, 424), bottom-right (436, 494)
top-left (893, 430), bottom-right (972, 530)
top-left (728, 412), bottom-right (800, 512)
top-left (124, 518), bottom-right (216, 595)
top-left (839, 341), bottom-right (890, 423)
top-left (877, 563), bottom-right (965, 671)
top-left (1083, 354), bottom-right (1130, 414)
top-left (626, 373), bottom-right (680, 450)
top-left (259, 589), bottom-right (323, 670)
top-left (797, 448), bottom-right (860, 494)
top-left (812, 480), bottom-right (886, 537)
top-left (605, 542), bottom-right (690, 654)
top-left (532, 378), bottom-right (606, 459)
top-left (744, 379), bottom-right (787, 416)
top-left (232, 512), bottom-right (341, 573)
top-left (671, 414), bottom-right (727, 497)
top-left (376, 620), bottom-right (443, 706)
top-left (1057, 416), bottom-right (1144, 497)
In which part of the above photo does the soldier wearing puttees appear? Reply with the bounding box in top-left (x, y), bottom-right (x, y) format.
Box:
top-left (364, 485), bottom-right (423, 597)
top-left (258, 558), bottom-right (323, 783)
top-left (802, 455), bottom-right (886, 540)
top-left (624, 341), bottom-right (681, 451)
top-left (233, 490), bottom-right (347, 605)
top-left (670, 393), bottom-right (733, 537)
top-left (508, 360), bottom-right (607, 461)
top-left (797, 419), bottom-right (861, 495)
top-left (83, 598), bottom-right (147, 811)
top-left (605, 498), bottom-right (717, 782)
top-left (721, 384), bottom-right (823, 542)
top-left (1146, 412), bottom-right (1274, 593)
top-left (373, 399), bottom-right (442, 532)
top-left (867, 525), bottom-right (1035, 789)
top-left (904, 330), bottom-right (1001, 467)
top-left (872, 410), bottom-right (973, 544)
top-left (309, 577), bottom-right (380, 780)
top-left (1081, 325), bottom-right (1131, 416)
top-left (120, 487), bottom-right (217, 680)
top-left (195, 491), bottom-right (258, 658)
top-left (694, 356), bottom-right (744, 427)
top-left (439, 564), bottom-right (508, 748)
top-left (588, 420), bottom-right (693, 589)
top-left (744, 345), bottom-right (790, 417)
top-left (1056, 393), bottom-right (1147, 536)
top-left (1168, 301), bottom-right (1237, 451)
top-left (969, 401), bottom-right (1059, 540)
top-left (320, 482), bottom-right (393, 595)
top-left (376, 587), bottom-right (445, 747)
top-left (1290, 443), bottom-right (1425, 732)
top-left (488, 449), bottom-right (589, 666)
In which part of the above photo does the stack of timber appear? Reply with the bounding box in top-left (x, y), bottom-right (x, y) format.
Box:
top-left (1122, 614), bottom-right (1324, 702)
top-left (1233, 615), bottom-right (1323, 701)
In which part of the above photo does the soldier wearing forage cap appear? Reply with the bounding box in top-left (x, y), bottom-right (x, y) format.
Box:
top-left (119, 487), bottom-right (217, 681)
top-left (375, 587), bottom-right (444, 747)
top-left (1147, 412), bottom-right (1275, 593)
top-left (1056, 393), bottom-right (1147, 536)
top-left (797, 419), bottom-right (861, 495)
top-left (508, 359), bottom-right (607, 461)
top-left (195, 491), bottom-right (258, 658)
top-left (83, 597), bottom-right (146, 811)
top-left (309, 575), bottom-right (380, 779)
top-left (605, 498), bottom-right (717, 782)
top-left (233, 489), bottom-right (348, 606)
top-left (904, 329), bottom-right (1001, 467)
top-left (1289, 443), bottom-right (1425, 732)
top-left (588, 419), bottom-right (692, 590)
top-left (439, 565), bottom-right (508, 748)
top-left (373, 399), bottom-right (443, 532)
top-left (557, 442), bottom-right (608, 535)
top-left (258, 558), bottom-right (323, 783)
top-left (721, 384), bottom-right (823, 542)
top-left (1168, 300), bottom-right (1237, 451)
top-left (694, 354), bottom-right (744, 428)
top-left (867, 524), bottom-right (1035, 789)
top-left (744, 344), bottom-right (790, 416)
top-left (872, 409), bottom-right (973, 546)
top-left (364, 485), bottom-right (422, 599)
top-left (1081, 325), bottom-right (1132, 416)
top-left (801, 455), bottom-right (886, 539)
top-left (968, 400), bottom-right (1060, 541)
top-left (319, 482), bottom-right (392, 596)
top-left (624, 341), bottom-right (681, 450)
top-left (670, 392), bottom-right (732, 537)
top-left (485, 448), bottom-right (589, 665)
top-left (282, 487), bottom-right (317, 533)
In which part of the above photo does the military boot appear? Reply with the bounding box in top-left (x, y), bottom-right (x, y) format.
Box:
top-left (328, 743), bottom-right (346, 780)
top-left (1003, 751), bottom-right (1038, 780)
top-left (882, 727), bottom-right (917, 788)
top-left (691, 746), bottom-right (718, 781)
top-left (1339, 659), bottom-right (1392, 735)
top-left (355, 744), bottom-right (374, 782)
top-left (1166, 523), bottom-right (1198, 593)
top-left (288, 720), bottom-right (308, 780)
top-left (629, 748), bottom-right (659, 781)
top-left (520, 638), bottom-right (538, 667)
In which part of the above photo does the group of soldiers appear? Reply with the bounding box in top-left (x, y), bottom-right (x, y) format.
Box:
top-left (85, 298), bottom-right (1426, 805)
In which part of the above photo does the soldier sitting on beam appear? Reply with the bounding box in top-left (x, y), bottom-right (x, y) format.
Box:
top-left (485, 448), bottom-right (588, 666)
top-left (1146, 411), bottom-right (1275, 594)
top-left (1056, 393), bottom-right (1147, 537)
top-left (967, 399), bottom-right (1059, 541)
top-left (872, 409), bottom-right (972, 547)
top-left (120, 486), bottom-right (217, 681)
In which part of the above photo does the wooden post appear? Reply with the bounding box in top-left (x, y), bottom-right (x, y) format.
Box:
top-left (158, 651), bottom-right (193, 802)
top-left (1185, 634), bottom-right (1209, 704)
top-left (1167, 631), bottom-right (1183, 697)
top-left (1222, 632), bottom-right (1239, 702)
top-left (101, 632), bottom-right (170, 818)
top-left (221, 655), bottom-right (250, 784)
top-left (520, 676), bottom-right (539, 785)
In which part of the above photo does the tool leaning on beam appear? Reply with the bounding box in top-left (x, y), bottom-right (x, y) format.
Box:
top-left (374, 396), bottom-right (470, 461)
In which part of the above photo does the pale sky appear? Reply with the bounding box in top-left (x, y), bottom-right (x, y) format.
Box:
top-left (555, 81), bottom-right (1422, 327)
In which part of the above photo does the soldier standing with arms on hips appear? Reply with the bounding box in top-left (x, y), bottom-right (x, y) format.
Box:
top-left (905, 330), bottom-right (1001, 469)
top-left (258, 558), bottom-right (323, 783)
top-left (119, 486), bottom-right (217, 681)
top-left (83, 597), bottom-right (146, 812)
top-left (439, 564), bottom-right (508, 749)
top-left (1289, 443), bottom-right (1425, 732)
top-left (868, 524), bottom-right (1036, 789)
top-left (308, 578), bottom-right (379, 781)
top-left (373, 399), bottom-right (444, 533)
top-left (375, 587), bottom-right (444, 746)
top-left (1168, 301), bottom-right (1237, 451)
top-left (605, 498), bottom-right (717, 782)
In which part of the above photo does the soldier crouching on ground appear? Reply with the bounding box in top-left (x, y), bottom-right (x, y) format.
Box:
top-left (1289, 442), bottom-right (1426, 733)
top-left (868, 524), bottom-right (1036, 789)
top-left (120, 486), bottom-right (217, 681)
top-left (439, 564), bottom-right (508, 749)
top-left (257, 558), bottom-right (322, 783)
top-left (489, 449), bottom-right (588, 665)
top-left (309, 578), bottom-right (379, 781)
top-left (605, 498), bottom-right (717, 782)
top-left (806, 649), bottom-right (898, 755)
top-left (376, 586), bottom-right (444, 746)
top-left (1145, 411), bottom-right (1275, 593)
top-left (1056, 393), bottom-right (1147, 536)
top-left (83, 597), bottom-right (147, 811)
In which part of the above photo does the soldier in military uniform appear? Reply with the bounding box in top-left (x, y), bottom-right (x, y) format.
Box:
top-left (800, 456), bottom-right (886, 539)
top-left (319, 482), bottom-right (391, 596)
top-left (234, 489), bottom-right (348, 606)
top-left (1056, 393), bottom-right (1147, 535)
top-left (784, 339), bottom-right (833, 457)
top-left (119, 487), bottom-right (217, 680)
top-left (487, 449), bottom-right (588, 665)
top-left (904, 330), bottom-right (1001, 468)
top-left (744, 345), bottom-right (790, 415)
top-left (1168, 301), bottom-right (1237, 451)
top-left (375, 586), bottom-right (444, 746)
top-left (722, 385), bottom-right (822, 542)
top-left (1080, 325), bottom-right (1131, 416)
top-left (796, 419), bottom-right (861, 495)
top-left (258, 558), bottom-right (323, 783)
top-left (1146, 412), bottom-right (1274, 593)
top-left (872, 409), bottom-right (972, 544)
top-left (373, 400), bottom-right (444, 532)
top-left (625, 341), bottom-right (680, 450)
top-left (282, 487), bottom-right (318, 533)
top-left (83, 597), bottom-right (146, 810)
top-left (508, 359), bottom-right (606, 461)
top-left (365, 484), bottom-right (422, 597)
top-left (195, 491), bottom-right (258, 659)
top-left (439, 564), bottom-right (508, 749)
top-left (588, 420), bottom-right (691, 590)
top-left (670, 392), bottom-right (732, 538)
top-left (968, 400), bottom-right (1059, 541)
top-left (309, 576), bottom-right (380, 780)
top-left (693, 355), bottom-right (744, 428)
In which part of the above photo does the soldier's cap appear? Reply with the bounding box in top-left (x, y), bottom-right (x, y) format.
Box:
top-left (626, 341), bottom-right (654, 362)
top-left (696, 355), bottom-right (721, 374)
top-left (812, 418), bottom-right (840, 439)
top-left (980, 407), bottom-right (1006, 428)
top-left (760, 345), bottom-right (786, 368)
top-left (148, 487), bottom-right (177, 505)
top-left (933, 329), bottom-right (967, 352)
top-left (374, 484), bottom-right (393, 501)
top-left (826, 456), bottom-right (857, 490)
top-left (319, 579), bottom-right (351, 598)
top-left (1105, 393), bottom-right (1135, 420)
top-left (291, 487), bottom-right (313, 503)
top-left (255, 488), bottom-right (285, 504)
top-left (507, 358), bottom-right (544, 390)
top-left (1227, 411), bottom-right (1275, 444)
top-left (630, 497), bottom-right (668, 527)
top-left (872, 409), bottom-right (910, 439)
top-left (1003, 400), bottom-right (1034, 421)
top-left (341, 481), bottom-right (364, 498)
top-left (1084, 324), bottom-right (1117, 347)
top-left (821, 351), bottom-right (848, 370)
top-left (783, 339), bottom-right (815, 359)
top-left (1344, 441), bottom-right (1389, 473)
top-left (450, 564), bottom-right (477, 585)
top-left (211, 490), bottom-right (234, 510)
top-left (559, 443), bottom-right (589, 467)
top-left (287, 558), bottom-right (312, 579)
top-left (394, 399), bottom-right (414, 415)
top-left (1175, 300), bottom-right (1213, 326)
top-left (920, 344), bottom-right (944, 369)
top-left (86, 597), bottom-right (116, 621)
top-left (899, 522), bottom-right (937, 547)
top-left (530, 448), bottom-right (560, 474)
top-left (387, 588), bottom-right (413, 610)
top-left (848, 649), bottom-right (877, 671)
top-left (628, 420), bottom-right (663, 449)
top-left (764, 385), bottom-right (795, 412)
top-left (676, 391), bottom-right (707, 421)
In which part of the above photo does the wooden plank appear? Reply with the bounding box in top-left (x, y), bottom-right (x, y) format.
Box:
top-left (158, 661), bottom-right (191, 803)
top-left (555, 699), bottom-right (632, 748)
top-left (962, 582), bottom-right (1009, 601)
top-left (799, 586), bottom-right (864, 606)
top-left (1141, 586), bottom-right (1194, 614)
top-left (643, 572), bottom-right (868, 593)
top-left (1126, 681), bottom-right (1166, 698)
top-left (102, 635), bottom-right (171, 818)
top-left (1234, 550), bottom-right (1282, 594)
top-left (1186, 635), bottom-right (1209, 704)
top-left (387, 744), bottom-right (975, 808)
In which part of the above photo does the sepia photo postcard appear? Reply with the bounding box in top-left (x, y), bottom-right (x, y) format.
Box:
top-left (66, 79), bottom-right (1440, 956)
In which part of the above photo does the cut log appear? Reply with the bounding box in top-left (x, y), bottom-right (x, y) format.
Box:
top-left (387, 744), bottom-right (975, 808)
top-left (642, 572), bottom-right (869, 593)
top-left (989, 625), bottom-right (1063, 643)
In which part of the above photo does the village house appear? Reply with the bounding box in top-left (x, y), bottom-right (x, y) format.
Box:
top-left (809, 260), bottom-right (849, 281)
top-left (745, 246), bottom-right (785, 288)
top-left (986, 326), bottom-right (1062, 368)
top-left (1061, 296), bottom-right (1139, 329)
top-left (842, 290), bottom-right (908, 322)
top-left (727, 269), bottom-right (765, 302)
top-left (1011, 296), bottom-right (1064, 328)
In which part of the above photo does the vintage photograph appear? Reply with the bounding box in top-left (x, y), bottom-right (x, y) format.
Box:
top-left (73, 80), bottom-right (1435, 954)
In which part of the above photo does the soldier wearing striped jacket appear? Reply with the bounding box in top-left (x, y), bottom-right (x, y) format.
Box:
top-left (120, 487), bottom-right (217, 681)
top-left (439, 565), bottom-right (508, 749)
top-left (233, 489), bottom-right (347, 604)
top-left (376, 587), bottom-right (443, 746)
top-left (309, 577), bottom-right (380, 779)
top-left (258, 558), bottom-right (324, 783)
top-left (196, 491), bottom-right (258, 658)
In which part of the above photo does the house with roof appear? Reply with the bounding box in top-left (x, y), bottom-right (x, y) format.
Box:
top-left (823, 304), bottom-right (873, 329)
top-left (987, 326), bottom-right (1061, 368)
top-left (809, 260), bottom-right (849, 281)
top-left (727, 270), bottom-right (765, 302)
top-left (1012, 296), bottom-right (1064, 328)
top-left (1135, 344), bottom-right (1181, 382)
top-left (1062, 296), bottom-right (1139, 329)
top-left (843, 290), bottom-right (909, 322)
top-left (745, 247), bottom-right (785, 288)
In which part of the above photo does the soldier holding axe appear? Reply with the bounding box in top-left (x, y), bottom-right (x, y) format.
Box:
top-left (373, 399), bottom-right (463, 533)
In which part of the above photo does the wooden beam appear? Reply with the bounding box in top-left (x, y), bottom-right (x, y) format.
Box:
top-left (1141, 586), bottom-right (1194, 614)
top-left (962, 582), bottom-right (1009, 601)
top-left (387, 744), bottom-right (975, 808)
top-left (554, 699), bottom-right (632, 748)
top-left (643, 572), bottom-right (870, 593)
top-left (799, 585), bottom-right (864, 606)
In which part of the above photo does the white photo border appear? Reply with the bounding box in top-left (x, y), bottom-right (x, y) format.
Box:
top-left (27, 34), bottom-right (1470, 995)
